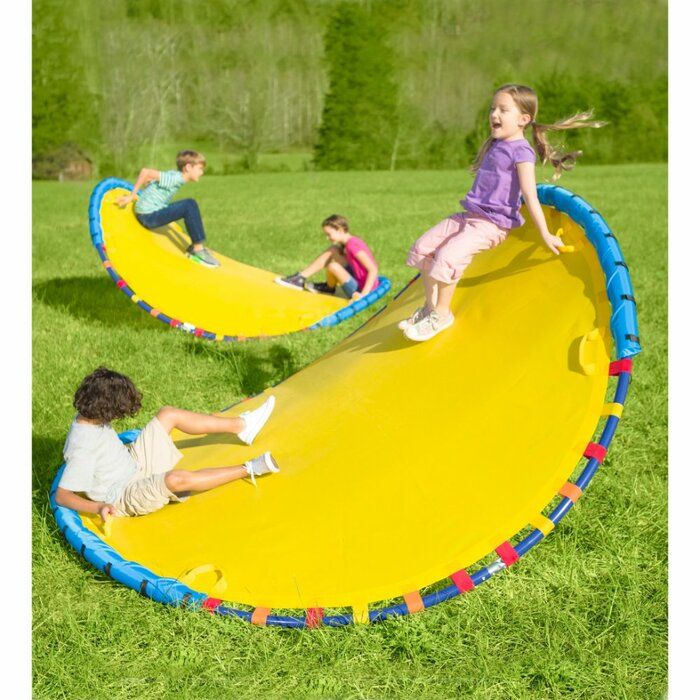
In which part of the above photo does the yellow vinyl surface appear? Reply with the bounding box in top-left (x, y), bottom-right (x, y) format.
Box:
top-left (100, 188), bottom-right (347, 336)
top-left (84, 206), bottom-right (612, 610)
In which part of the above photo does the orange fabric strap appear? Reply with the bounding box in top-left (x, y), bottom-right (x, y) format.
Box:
top-left (559, 482), bottom-right (583, 503)
top-left (403, 591), bottom-right (425, 614)
top-left (251, 607), bottom-right (270, 626)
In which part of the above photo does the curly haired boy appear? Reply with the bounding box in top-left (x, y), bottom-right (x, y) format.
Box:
top-left (55, 368), bottom-right (278, 519)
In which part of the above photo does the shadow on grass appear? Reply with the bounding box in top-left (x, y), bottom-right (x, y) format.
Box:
top-left (187, 341), bottom-right (301, 399)
top-left (33, 433), bottom-right (64, 495)
top-left (33, 434), bottom-right (65, 538)
top-left (33, 276), bottom-right (168, 333)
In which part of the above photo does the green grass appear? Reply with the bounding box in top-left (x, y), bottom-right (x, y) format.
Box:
top-left (33, 165), bottom-right (667, 699)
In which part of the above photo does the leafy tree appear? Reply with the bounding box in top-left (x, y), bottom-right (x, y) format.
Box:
top-left (313, 2), bottom-right (399, 170)
top-left (32, 0), bottom-right (98, 162)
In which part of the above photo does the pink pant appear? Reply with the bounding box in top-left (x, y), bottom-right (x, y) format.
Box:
top-left (406, 212), bottom-right (508, 283)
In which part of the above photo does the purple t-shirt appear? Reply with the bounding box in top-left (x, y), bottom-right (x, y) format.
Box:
top-left (461, 139), bottom-right (537, 229)
top-left (344, 236), bottom-right (379, 292)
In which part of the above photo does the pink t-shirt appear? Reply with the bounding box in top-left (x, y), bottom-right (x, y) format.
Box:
top-left (344, 236), bottom-right (379, 292)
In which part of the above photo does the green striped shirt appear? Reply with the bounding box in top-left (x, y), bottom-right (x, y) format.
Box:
top-left (134, 170), bottom-right (185, 214)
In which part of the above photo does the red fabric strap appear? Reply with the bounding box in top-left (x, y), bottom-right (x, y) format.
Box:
top-left (584, 442), bottom-right (607, 462)
top-left (450, 569), bottom-right (475, 593)
top-left (116, 280), bottom-right (126, 289)
top-left (495, 541), bottom-right (519, 567)
top-left (305, 607), bottom-right (324, 628)
top-left (169, 318), bottom-right (181, 327)
top-left (609, 359), bottom-right (633, 375)
top-left (201, 597), bottom-right (222, 612)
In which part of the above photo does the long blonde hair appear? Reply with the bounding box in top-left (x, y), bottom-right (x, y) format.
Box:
top-left (471, 84), bottom-right (606, 180)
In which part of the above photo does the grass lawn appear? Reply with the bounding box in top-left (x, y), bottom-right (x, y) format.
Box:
top-left (33, 164), bottom-right (667, 699)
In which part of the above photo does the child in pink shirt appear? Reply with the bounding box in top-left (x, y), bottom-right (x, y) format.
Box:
top-left (276, 215), bottom-right (380, 300)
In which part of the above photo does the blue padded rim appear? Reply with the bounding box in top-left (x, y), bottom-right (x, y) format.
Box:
top-left (50, 430), bottom-right (208, 609)
top-left (537, 184), bottom-right (641, 359)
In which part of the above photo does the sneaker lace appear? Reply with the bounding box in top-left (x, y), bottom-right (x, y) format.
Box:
top-left (246, 462), bottom-right (257, 485)
top-left (411, 306), bottom-right (424, 323)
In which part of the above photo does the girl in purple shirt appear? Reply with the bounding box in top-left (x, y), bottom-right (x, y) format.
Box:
top-left (402, 83), bottom-right (605, 342)
top-left (277, 215), bottom-right (380, 300)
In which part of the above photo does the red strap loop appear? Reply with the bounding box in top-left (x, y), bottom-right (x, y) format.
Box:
top-left (305, 607), bottom-right (324, 628)
top-left (609, 359), bottom-right (633, 375)
top-left (450, 569), bottom-right (475, 593)
top-left (584, 442), bottom-right (607, 462)
top-left (495, 541), bottom-right (519, 567)
top-left (201, 597), bottom-right (222, 613)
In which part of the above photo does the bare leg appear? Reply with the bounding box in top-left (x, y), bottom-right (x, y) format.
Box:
top-left (434, 280), bottom-right (458, 316)
top-left (327, 260), bottom-right (352, 287)
top-left (422, 273), bottom-right (438, 309)
top-left (156, 406), bottom-right (244, 436)
top-left (165, 465), bottom-right (248, 494)
top-left (300, 246), bottom-right (337, 278)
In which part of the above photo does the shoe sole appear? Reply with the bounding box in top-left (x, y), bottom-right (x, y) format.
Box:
top-left (239, 396), bottom-right (276, 445)
top-left (274, 277), bottom-right (306, 292)
top-left (404, 316), bottom-right (454, 342)
top-left (263, 451), bottom-right (281, 473)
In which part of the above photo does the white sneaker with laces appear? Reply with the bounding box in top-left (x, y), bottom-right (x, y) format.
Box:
top-left (238, 395), bottom-right (276, 445)
top-left (398, 305), bottom-right (428, 331)
top-left (404, 310), bottom-right (454, 342)
top-left (244, 452), bottom-right (280, 485)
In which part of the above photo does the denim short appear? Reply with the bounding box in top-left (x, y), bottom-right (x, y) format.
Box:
top-left (338, 267), bottom-right (359, 299)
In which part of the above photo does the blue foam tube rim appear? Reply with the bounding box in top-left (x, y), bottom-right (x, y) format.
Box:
top-left (537, 184), bottom-right (641, 359)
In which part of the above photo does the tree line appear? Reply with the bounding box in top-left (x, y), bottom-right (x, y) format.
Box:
top-left (32, 0), bottom-right (667, 177)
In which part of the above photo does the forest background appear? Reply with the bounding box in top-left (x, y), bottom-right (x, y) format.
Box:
top-left (32, 0), bottom-right (667, 178)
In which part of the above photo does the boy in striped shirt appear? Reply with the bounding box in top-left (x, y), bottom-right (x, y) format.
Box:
top-left (117, 150), bottom-right (219, 268)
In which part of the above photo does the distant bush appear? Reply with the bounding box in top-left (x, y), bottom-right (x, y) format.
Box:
top-left (32, 143), bottom-right (93, 181)
top-left (464, 74), bottom-right (667, 168)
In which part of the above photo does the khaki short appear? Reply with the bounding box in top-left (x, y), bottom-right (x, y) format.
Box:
top-left (113, 417), bottom-right (184, 517)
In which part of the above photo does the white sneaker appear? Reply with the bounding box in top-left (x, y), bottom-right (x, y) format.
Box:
top-left (398, 305), bottom-right (428, 331)
top-left (244, 452), bottom-right (280, 485)
top-left (404, 310), bottom-right (454, 342)
top-left (238, 396), bottom-right (276, 445)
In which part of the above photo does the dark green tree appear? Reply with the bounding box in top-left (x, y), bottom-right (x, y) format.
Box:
top-left (313, 2), bottom-right (399, 170)
top-left (32, 0), bottom-right (99, 170)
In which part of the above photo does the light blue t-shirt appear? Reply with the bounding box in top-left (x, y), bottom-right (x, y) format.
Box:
top-left (134, 170), bottom-right (185, 215)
